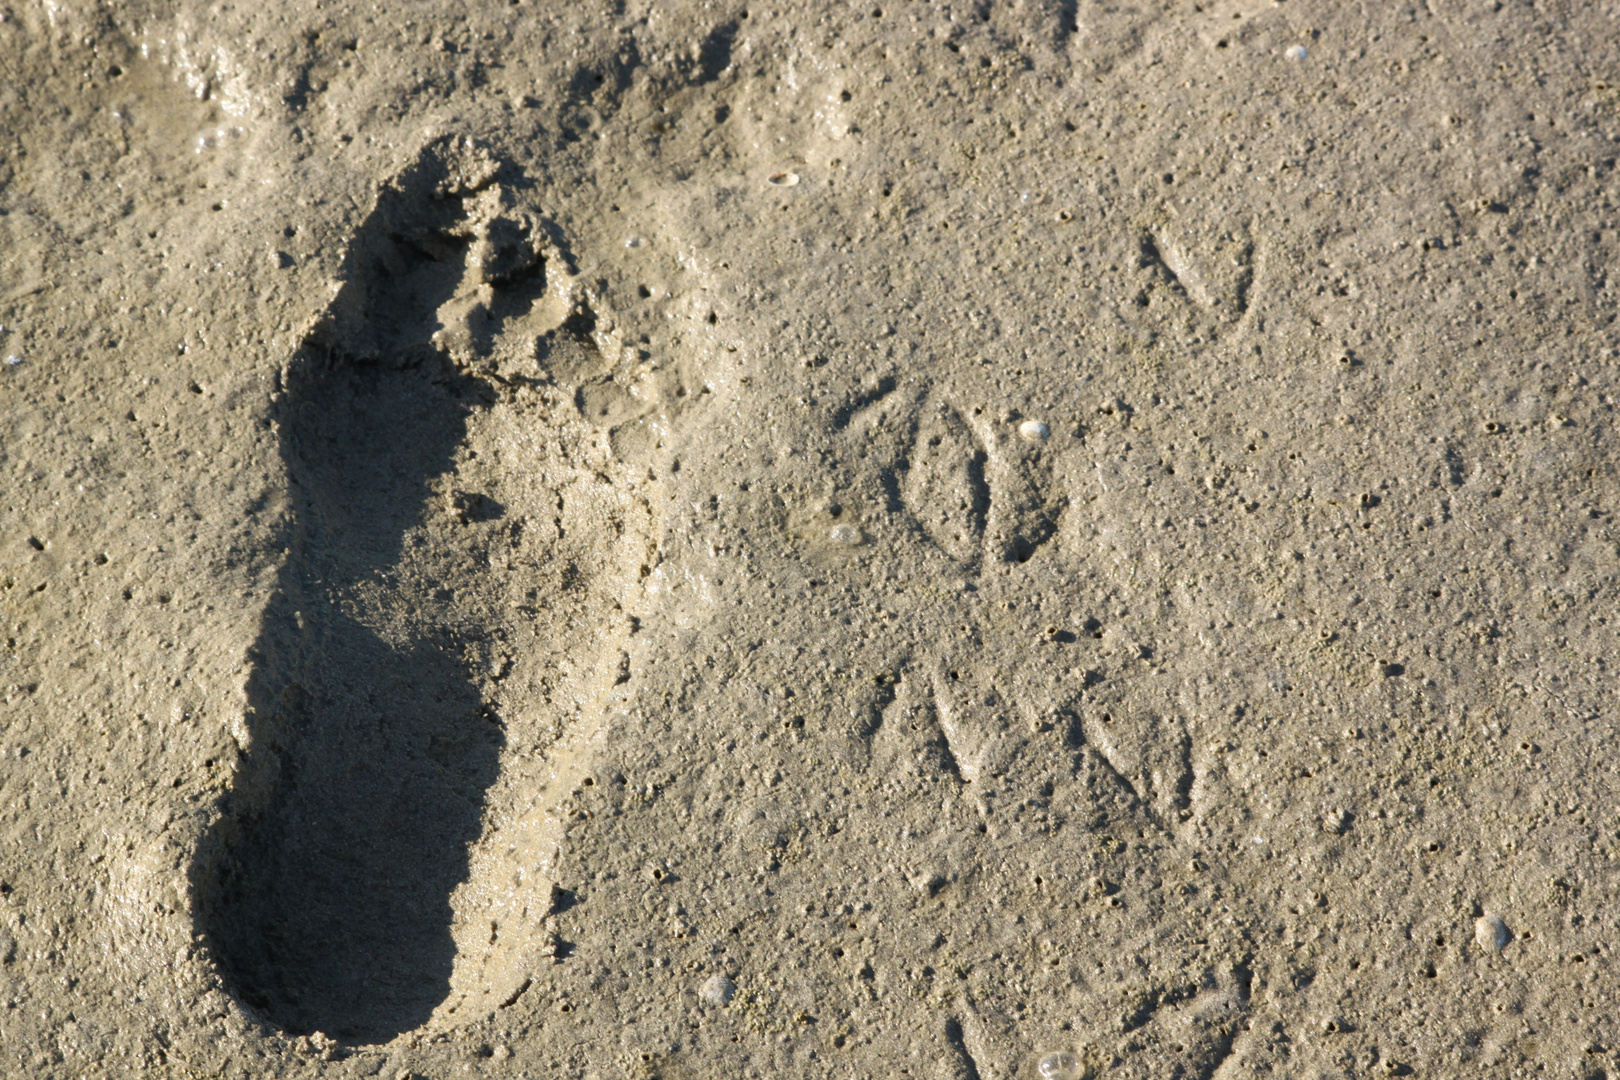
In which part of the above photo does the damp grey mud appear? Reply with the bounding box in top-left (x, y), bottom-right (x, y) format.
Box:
top-left (1, 1), bottom-right (1618, 1078)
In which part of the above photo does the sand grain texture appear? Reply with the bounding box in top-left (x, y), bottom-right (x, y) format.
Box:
top-left (1, 1), bottom-right (1618, 1077)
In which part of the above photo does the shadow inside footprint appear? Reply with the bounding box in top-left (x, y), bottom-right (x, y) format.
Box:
top-left (196, 142), bottom-right (522, 1043)
top-left (203, 359), bottom-right (497, 1042)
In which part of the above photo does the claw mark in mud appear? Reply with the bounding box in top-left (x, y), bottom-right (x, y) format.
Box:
top-left (497, 978), bottom-right (532, 1010)
top-left (903, 400), bottom-right (990, 563)
top-left (1443, 444), bottom-right (1467, 487)
top-left (1168, 733), bottom-right (1195, 819)
top-left (960, 408), bottom-right (1067, 564)
top-left (1138, 224), bottom-right (1258, 321)
top-left (1061, 1), bottom-right (1159, 77)
top-left (1230, 240), bottom-right (1256, 317)
top-left (901, 397), bottom-right (1065, 565)
top-left (832, 373), bottom-right (900, 432)
top-left (1138, 230), bottom-right (1192, 303)
top-left (932, 709), bottom-right (970, 786)
top-left (1076, 720), bottom-right (1147, 814)
top-left (870, 672), bottom-right (968, 784)
top-left (855, 669), bottom-right (901, 742)
top-left (1224, 236), bottom-right (1250, 317)
top-left (1093, 963), bottom-right (1251, 1080)
top-left (866, 656), bottom-right (1187, 830)
top-left (560, 9), bottom-right (747, 143)
top-left (931, 667), bottom-right (998, 787)
top-left (562, 40), bottom-right (643, 138)
top-left (1080, 708), bottom-right (1193, 830)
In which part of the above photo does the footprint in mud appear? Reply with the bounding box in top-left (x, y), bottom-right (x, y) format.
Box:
top-left (893, 394), bottom-right (1067, 568)
top-left (857, 652), bottom-right (1253, 1079)
top-left (831, 392), bottom-right (1255, 1076)
top-left (200, 350), bottom-right (493, 1042)
top-left (192, 137), bottom-right (658, 1044)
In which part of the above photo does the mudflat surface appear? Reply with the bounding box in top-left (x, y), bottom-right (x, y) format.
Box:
top-left (2, 1), bottom-right (1620, 1077)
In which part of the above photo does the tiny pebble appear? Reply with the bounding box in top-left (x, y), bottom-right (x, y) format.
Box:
top-left (829, 523), bottom-right (862, 546)
top-left (699, 974), bottom-right (736, 1006)
top-left (1285, 44), bottom-right (1309, 61)
top-left (1475, 913), bottom-right (1510, 953)
top-left (1018, 419), bottom-right (1050, 443)
top-left (4, 355), bottom-right (20, 367)
top-left (624, 235), bottom-right (646, 248)
top-left (768, 171), bottom-right (800, 186)
top-left (1038, 1051), bottom-right (1083, 1080)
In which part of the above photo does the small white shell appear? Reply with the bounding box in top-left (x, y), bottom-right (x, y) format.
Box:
top-left (767, 171), bottom-right (800, 186)
top-left (1475, 914), bottom-right (1510, 953)
top-left (1285, 44), bottom-right (1309, 61)
top-left (699, 974), bottom-right (736, 1006)
top-left (1019, 419), bottom-right (1051, 443)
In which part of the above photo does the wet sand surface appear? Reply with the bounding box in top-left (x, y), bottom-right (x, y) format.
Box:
top-left (2, 1), bottom-right (1620, 1077)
